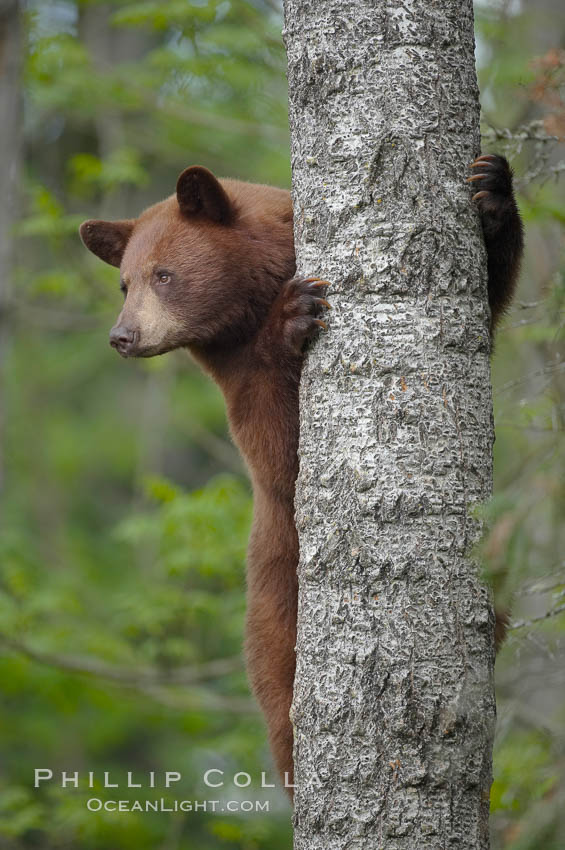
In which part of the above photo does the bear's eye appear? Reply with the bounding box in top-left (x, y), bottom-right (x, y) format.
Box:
top-left (120, 280), bottom-right (127, 298)
top-left (157, 272), bottom-right (171, 285)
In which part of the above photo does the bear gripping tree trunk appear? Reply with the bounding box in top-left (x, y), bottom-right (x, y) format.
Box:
top-left (284, 1), bottom-right (496, 848)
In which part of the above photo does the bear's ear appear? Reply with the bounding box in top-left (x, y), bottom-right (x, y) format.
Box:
top-left (79, 219), bottom-right (135, 267)
top-left (176, 166), bottom-right (234, 224)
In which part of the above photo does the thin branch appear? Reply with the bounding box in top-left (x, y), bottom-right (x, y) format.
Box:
top-left (136, 683), bottom-right (257, 714)
top-left (481, 120), bottom-right (560, 146)
top-left (520, 563), bottom-right (565, 595)
top-left (521, 581), bottom-right (565, 596)
top-left (0, 633), bottom-right (255, 713)
top-left (503, 317), bottom-right (540, 330)
top-left (0, 632), bottom-right (243, 686)
top-left (495, 360), bottom-right (565, 395)
top-left (495, 422), bottom-right (563, 433)
top-left (481, 121), bottom-right (565, 187)
top-left (509, 603), bottom-right (565, 631)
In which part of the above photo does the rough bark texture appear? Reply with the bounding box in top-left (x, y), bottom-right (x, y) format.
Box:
top-left (0, 0), bottom-right (21, 493)
top-left (284, 1), bottom-right (496, 847)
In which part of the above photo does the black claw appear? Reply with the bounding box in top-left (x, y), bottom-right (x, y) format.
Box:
top-left (469, 154), bottom-right (513, 199)
top-left (279, 276), bottom-right (331, 353)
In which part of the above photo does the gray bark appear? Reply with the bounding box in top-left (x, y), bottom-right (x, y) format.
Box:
top-left (0, 0), bottom-right (22, 493)
top-left (284, 1), bottom-right (496, 848)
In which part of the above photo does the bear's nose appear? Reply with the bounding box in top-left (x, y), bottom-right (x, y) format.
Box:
top-left (109, 325), bottom-right (135, 350)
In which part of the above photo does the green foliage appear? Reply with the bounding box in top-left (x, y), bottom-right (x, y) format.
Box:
top-left (1, 1), bottom-right (563, 848)
top-left (1, 2), bottom-right (293, 847)
top-left (69, 148), bottom-right (149, 194)
top-left (492, 729), bottom-right (558, 812)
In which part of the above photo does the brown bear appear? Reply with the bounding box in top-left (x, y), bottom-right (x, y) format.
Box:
top-left (79, 155), bottom-right (523, 792)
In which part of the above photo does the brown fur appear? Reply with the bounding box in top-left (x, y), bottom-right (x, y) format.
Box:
top-left (79, 158), bottom-right (523, 795)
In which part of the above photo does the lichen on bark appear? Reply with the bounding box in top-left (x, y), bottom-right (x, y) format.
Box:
top-left (283, 1), bottom-right (496, 847)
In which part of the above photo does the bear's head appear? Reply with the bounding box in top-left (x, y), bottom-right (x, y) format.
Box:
top-left (80, 166), bottom-right (286, 358)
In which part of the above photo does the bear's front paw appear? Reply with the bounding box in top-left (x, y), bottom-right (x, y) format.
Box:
top-left (467, 153), bottom-right (515, 222)
top-left (275, 276), bottom-right (331, 355)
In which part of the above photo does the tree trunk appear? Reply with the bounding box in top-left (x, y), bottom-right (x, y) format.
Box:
top-left (0, 0), bottom-right (22, 494)
top-left (284, 1), bottom-right (496, 847)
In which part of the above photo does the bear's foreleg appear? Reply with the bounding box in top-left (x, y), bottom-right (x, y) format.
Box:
top-left (236, 276), bottom-right (330, 795)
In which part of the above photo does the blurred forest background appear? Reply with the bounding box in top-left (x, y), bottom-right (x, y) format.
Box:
top-left (0, 0), bottom-right (563, 848)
